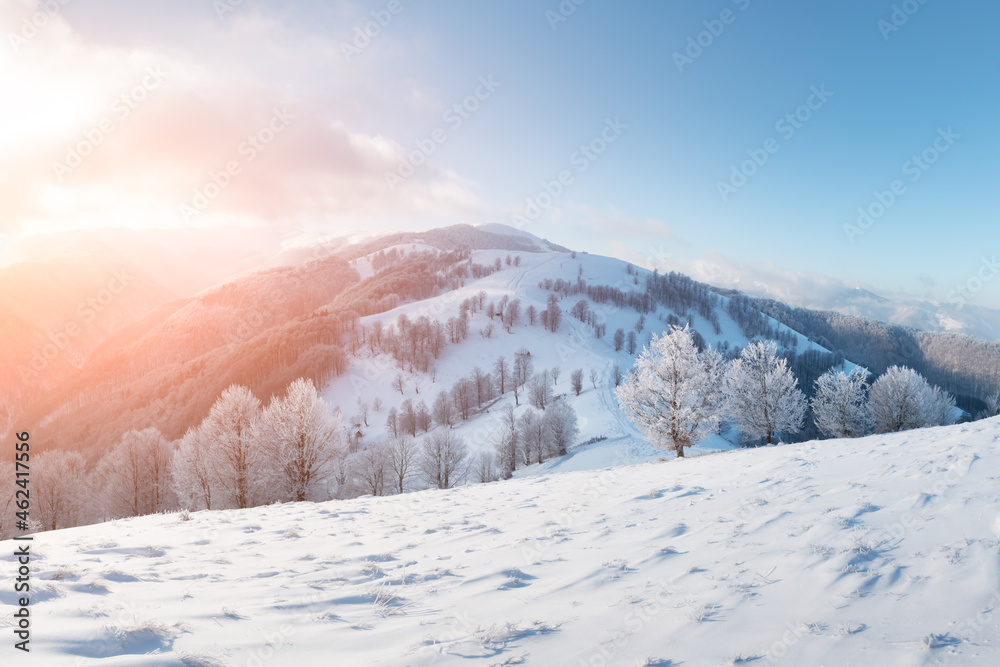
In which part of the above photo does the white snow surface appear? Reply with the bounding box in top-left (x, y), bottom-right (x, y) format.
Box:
top-left (7, 418), bottom-right (1000, 666)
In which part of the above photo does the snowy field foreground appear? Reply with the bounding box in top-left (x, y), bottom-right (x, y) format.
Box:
top-left (7, 420), bottom-right (1000, 666)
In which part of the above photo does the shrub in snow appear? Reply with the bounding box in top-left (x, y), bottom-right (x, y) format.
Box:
top-left (615, 326), bottom-right (724, 458)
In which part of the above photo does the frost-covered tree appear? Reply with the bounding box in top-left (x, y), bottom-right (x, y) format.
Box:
top-left (616, 326), bottom-right (724, 457)
top-left (811, 368), bottom-right (872, 439)
top-left (202, 385), bottom-right (265, 509)
top-left (724, 340), bottom-right (806, 446)
top-left (926, 385), bottom-right (957, 427)
top-left (542, 401), bottom-right (579, 456)
top-left (172, 425), bottom-right (215, 510)
top-left (977, 390), bottom-right (1000, 421)
top-left (528, 370), bottom-right (553, 410)
top-left (34, 450), bottom-right (88, 531)
top-left (419, 431), bottom-right (469, 489)
top-left (868, 366), bottom-right (954, 433)
top-left (96, 427), bottom-right (175, 518)
top-left (257, 378), bottom-right (344, 502)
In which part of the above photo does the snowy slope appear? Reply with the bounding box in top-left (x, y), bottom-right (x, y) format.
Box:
top-left (9, 418), bottom-right (1000, 666)
top-left (323, 244), bottom-right (859, 472)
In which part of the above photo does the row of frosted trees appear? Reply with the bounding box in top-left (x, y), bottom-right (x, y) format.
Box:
top-left (0, 379), bottom-right (346, 537)
top-left (616, 327), bottom-right (960, 458)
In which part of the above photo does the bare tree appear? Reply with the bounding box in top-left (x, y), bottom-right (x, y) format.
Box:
top-left (494, 355), bottom-right (510, 395)
top-left (613, 328), bottom-right (625, 352)
top-left (473, 451), bottom-right (499, 484)
top-left (372, 396), bottom-right (383, 413)
top-left (543, 401), bottom-right (579, 457)
top-left (432, 391), bottom-right (454, 427)
top-left (352, 444), bottom-right (388, 497)
top-left (526, 304), bottom-right (537, 325)
top-left (385, 408), bottom-right (399, 437)
top-left (542, 294), bottom-right (561, 333)
top-left (384, 435), bottom-right (419, 494)
top-left (517, 409), bottom-right (550, 465)
top-left (399, 399), bottom-right (417, 436)
top-left (611, 363), bottom-right (623, 388)
top-left (493, 403), bottom-right (519, 478)
top-left (415, 400), bottom-right (432, 433)
top-left (393, 373), bottom-right (406, 395)
top-left (512, 348), bottom-right (533, 406)
top-left (503, 298), bottom-right (521, 332)
top-left (472, 367), bottom-right (491, 408)
top-left (452, 378), bottom-right (474, 421)
top-left (627, 330), bottom-right (637, 355)
top-left (570, 368), bottom-right (584, 396)
top-left (551, 367), bottom-right (560, 386)
top-left (419, 431), bottom-right (469, 489)
top-left (589, 367), bottom-right (599, 389)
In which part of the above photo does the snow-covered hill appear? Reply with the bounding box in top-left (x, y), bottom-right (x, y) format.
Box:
top-left (10, 417), bottom-right (1000, 665)
top-left (325, 237), bottom-right (852, 469)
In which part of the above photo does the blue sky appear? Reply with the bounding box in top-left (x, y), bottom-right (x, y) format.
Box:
top-left (3, 0), bottom-right (998, 308)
